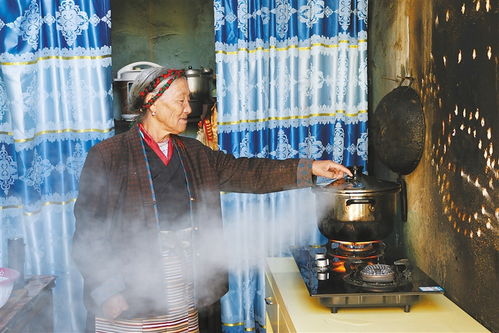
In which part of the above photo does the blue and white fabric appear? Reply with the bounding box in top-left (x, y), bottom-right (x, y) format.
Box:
top-left (214, 0), bottom-right (368, 331)
top-left (0, 1), bottom-right (112, 332)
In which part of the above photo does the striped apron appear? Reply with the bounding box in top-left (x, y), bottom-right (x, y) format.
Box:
top-left (95, 228), bottom-right (199, 333)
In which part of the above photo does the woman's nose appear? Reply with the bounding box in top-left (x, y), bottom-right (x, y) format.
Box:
top-left (184, 102), bottom-right (192, 115)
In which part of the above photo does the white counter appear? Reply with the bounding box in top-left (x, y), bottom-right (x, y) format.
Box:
top-left (265, 257), bottom-right (489, 333)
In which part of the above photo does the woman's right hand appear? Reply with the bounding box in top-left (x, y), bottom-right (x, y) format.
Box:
top-left (102, 293), bottom-right (129, 319)
top-left (311, 160), bottom-right (353, 179)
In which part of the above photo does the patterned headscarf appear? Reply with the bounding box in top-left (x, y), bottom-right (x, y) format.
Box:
top-left (139, 69), bottom-right (185, 109)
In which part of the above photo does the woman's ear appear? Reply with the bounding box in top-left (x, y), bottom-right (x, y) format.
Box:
top-left (144, 92), bottom-right (154, 105)
top-left (144, 93), bottom-right (157, 114)
top-left (150, 106), bottom-right (157, 115)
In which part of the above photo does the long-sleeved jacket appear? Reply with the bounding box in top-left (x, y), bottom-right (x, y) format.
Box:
top-left (73, 124), bottom-right (314, 317)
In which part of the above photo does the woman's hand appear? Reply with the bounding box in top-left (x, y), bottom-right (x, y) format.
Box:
top-left (312, 160), bottom-right (352, 179)
top-left (102, 293), bottom-right (129, 319)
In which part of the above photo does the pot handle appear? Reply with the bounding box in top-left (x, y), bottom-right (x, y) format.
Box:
top-left (264, 297), bottom-right (274, 305)
top-left (346, 198), bottom-right (376, 206)
top-left (398, 76), bottom-right (415, 87)
top-left (398, 176), bottom-right (407, 222)
top-left (117, 61), bottom-right (161, 79)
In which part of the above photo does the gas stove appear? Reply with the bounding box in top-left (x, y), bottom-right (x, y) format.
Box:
top-left (291, 241), bottom-right (444, 313)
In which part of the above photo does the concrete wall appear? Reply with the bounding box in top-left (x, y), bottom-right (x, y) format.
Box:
top-left (110, 0), bottom-right (215, 134)
top-left (369, 1), bottom-right (498, 331)
top-left (110, 0), bottom-right (215, 77)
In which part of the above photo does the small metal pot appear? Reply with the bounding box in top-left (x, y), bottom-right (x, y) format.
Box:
top-left (185, 67), bottom-right (213, 101)
top-left (313, 166), bottom-right (401, 242)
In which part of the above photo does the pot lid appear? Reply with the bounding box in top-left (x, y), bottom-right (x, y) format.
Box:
top-left (185, 66), bottom-right (213, 77)
top-left (314, 166), bottom-right (401, 194)
top-left (185, 67), bottom-right (201, 76)
top-left (115, 61), bottom-right (161, 81)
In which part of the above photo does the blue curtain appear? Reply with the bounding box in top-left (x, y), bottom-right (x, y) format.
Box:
top-left (214, 0), bottom-right (368, 331)
top-left (0, 1), bottom-right (112, 331)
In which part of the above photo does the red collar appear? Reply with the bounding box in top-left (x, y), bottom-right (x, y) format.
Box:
top-left (138, 123), bottom-right (174, 166)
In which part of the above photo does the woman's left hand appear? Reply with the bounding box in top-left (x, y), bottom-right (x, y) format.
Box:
top-left (312, 160), bottom-right (352, 179)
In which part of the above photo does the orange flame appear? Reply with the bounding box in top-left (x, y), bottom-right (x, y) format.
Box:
top-left (331, 261), bottom-right (346, 273)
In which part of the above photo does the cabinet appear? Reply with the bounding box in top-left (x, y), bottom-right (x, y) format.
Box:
top-left (265, 270), bottom-right (295, 333)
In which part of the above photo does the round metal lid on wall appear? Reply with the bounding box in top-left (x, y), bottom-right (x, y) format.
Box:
top-left (371, 77), bottom-right (425, 175)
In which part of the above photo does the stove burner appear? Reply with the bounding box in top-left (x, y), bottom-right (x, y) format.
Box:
top-left (360, 264), bottom-right (395, 283)
top-left (338, 242), bottom-right (374, 252)
top-left (327, 240), bottom-right (385, 261)
top-left (344, 262), bottom-right (411, 292)
top-left (344, 273), bottom-right (409, 292)
top-left (291, 246), bottom-right (444, 313)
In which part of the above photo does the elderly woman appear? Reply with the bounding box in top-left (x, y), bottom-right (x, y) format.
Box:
top-left (73, 67), bottom-right (351, 333)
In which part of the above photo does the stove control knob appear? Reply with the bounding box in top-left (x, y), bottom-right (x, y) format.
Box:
top-left (315, 253), bottom-right (326, 260)
top-left (315, 258), bottom-right (329, 272)
top-left (315, 258), bottom-right (329, 267)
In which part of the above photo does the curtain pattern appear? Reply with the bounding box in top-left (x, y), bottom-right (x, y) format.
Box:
top-left (214, 0), bottom-right (368, 331)
top-left (0, 1), bottom-right (112, 331)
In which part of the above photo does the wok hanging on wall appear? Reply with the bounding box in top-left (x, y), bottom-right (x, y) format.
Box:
top-left (371, 77), bottom-right (426, 221)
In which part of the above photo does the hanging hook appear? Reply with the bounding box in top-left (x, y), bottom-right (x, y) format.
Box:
top-left (382, 75), bottom-right (415, 87)
top-left (398, 76), bottom-right (415, 87)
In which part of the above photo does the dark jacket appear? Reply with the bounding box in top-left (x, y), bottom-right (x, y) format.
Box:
top-left (73, 125), bottom-right (314, 317)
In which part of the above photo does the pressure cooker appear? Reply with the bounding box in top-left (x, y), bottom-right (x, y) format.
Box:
top-left (313, 166), bottom-right (401, 242)
top-left (114, 61), bottom-right (161, 121)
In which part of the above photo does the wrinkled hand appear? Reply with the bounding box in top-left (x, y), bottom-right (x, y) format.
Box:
top-left (102, 293), bottom-right (128, 320)
top-left (312, 160), bottom-right (352, 179)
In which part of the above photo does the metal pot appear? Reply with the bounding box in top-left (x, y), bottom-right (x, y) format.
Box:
top-left (185, 66), bottom-right (213, 101)
top-left (185, 67), bottom-right (214, 120)
top-left (114, 61), bottom-right (161, 121)
top-left (313, 166), bottom-right (401, 242)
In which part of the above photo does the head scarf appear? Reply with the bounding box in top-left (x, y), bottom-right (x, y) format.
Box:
top-left (139, 69), bottom-right (185, 110)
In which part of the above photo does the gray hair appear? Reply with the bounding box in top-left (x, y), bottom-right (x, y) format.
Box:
top-left (128, 67), bottom-right (183, 123)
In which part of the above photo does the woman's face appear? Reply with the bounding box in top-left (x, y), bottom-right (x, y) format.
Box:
top-left (148, 77), bottom-right (191, 135)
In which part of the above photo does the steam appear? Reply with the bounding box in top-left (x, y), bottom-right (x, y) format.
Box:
top-left (73, 185), bottom-right (329, 315)
top-left (219, 188), bottom-right (323, 268)
top-left (188, 187), bottom-right (325, 307)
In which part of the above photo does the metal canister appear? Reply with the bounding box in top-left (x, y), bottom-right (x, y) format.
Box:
top-left (7, 237), bottom-right (25, 289)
